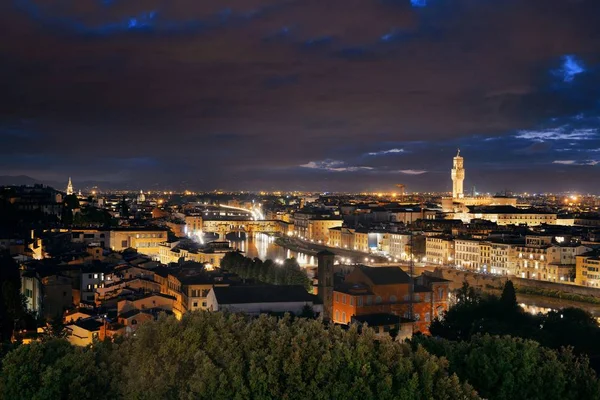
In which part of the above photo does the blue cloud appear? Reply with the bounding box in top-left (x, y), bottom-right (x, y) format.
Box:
top-left (300, 159), bottom-right (374, 172)
top-left (12, 0), bottom-right (281, 36)
top-left (411, 0), bottom-right (427, 8)
top-left (366, 148), bottom-right (406, 156)
top-left (551, 55), bottom-right (586, 83)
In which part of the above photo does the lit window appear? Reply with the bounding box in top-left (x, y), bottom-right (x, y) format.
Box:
top-left (94, 274), bottom-right (98, 279)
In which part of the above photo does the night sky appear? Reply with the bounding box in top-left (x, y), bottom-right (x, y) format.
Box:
top-left (2, 0), bottom-right (600, 193)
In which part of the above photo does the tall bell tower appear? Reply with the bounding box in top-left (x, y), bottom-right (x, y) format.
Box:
top-left (317, 250), bottom-right (335, 321)
top-left (451, 149), bottom-right (465, 199)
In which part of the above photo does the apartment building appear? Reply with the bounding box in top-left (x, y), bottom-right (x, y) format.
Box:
top-left (425, 236), bottom-right (455, 265)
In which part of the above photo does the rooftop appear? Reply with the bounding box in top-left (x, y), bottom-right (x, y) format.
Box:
top-left (212, 285), bottom-right (318, 305)
top-left (357, 265), bottom-right (411, 285)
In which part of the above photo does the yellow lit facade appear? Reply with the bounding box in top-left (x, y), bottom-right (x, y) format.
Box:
top-left (576, 254), bottom-right (600, 287)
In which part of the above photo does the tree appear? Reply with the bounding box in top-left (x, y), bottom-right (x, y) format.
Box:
top-left (0, 339), bottom-right (118, 399)
top-left (429, 287), bottom-right (600, 370)
top-left (299, 304), bottom-right (315, 318)
top-left (63, 194), bottom-right (80, 211)
top-left (1, 313), bottom-right (480, 400)
top-left (455, 281), bottom-right (481, 305)
top-left (500, 280), bottom-right (517, 310)
top-left (44, 315), bottom-right (66, 340)
top-left (0, 252), bottom-right (29, 342)
top-left (412, 334), bottom-right (600, 400)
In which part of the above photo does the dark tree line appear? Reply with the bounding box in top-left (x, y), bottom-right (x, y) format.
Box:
top-left (1, 312), bottom-right (598, 399)
top-left (412, 334), bottom-right (600, 400)
top-left (431, 280), bottom-right (600, 371)
top-left (1, 313), bottom-right (479, 400)
top-left (221, 251), bottom-right (312, 291)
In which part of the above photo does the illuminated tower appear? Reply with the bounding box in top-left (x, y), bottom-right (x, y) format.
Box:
top-left (451, 150), bottom-right (464, 199)
top-left (66, 177), bottom-right (74, 196)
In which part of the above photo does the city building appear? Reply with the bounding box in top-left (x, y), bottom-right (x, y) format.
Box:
top-left (70, 227), bottom-right (167, 257)
top-left (21, 268), bottom-right (73, 319)
top-left (109, 228), bottom-right (167, 257)
top-left (575, 251), bottom-right (600, 287)
top-left (388, 233), bottom-right (412, 261)
top-left (293, 209), bottom-right (343, 242)
top-left (454, 238), bottom-right (484, 271)
top-left (441, 151), bottom-right (517, 212)
top-left (206, 285), bottom-right (322, 315)
top-left (455, 206), bottom-right (557, 226)
top-left (158, 240), bottom-right (234, 266)
top-left (425, 235), bottom-right (455, 265)
top-left (65, 318), bottom-right (103, 346)
top-left (332, 265), bottom-right (450, 333)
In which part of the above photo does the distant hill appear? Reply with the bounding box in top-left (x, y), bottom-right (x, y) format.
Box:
top-left (0, 175), bottom-right (46, 186)
top-left (0, 175), bottom-right (132, 191)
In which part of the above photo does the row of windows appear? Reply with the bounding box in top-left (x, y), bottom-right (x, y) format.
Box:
top-left (190, 289), bottom-right (211, 297)
top-left (334, 292), bottom-right (441, 305)
top-left (134, 233), bottom-right (163, 238)
top-left (86, 283), bottom-right (104, 290)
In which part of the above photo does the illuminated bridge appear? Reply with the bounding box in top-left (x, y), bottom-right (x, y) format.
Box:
top-left (201, 219), bottom-right (291, 239)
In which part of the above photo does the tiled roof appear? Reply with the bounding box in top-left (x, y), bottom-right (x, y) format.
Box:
top-left (357, 265), bottom-right (411, 285)
top-left (213, 285), bottom-right (318, 305)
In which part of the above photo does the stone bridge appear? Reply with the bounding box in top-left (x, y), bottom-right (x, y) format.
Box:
top-left (202, 220), bottom-right (290, 239)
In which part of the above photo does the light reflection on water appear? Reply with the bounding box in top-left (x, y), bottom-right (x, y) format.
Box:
top-left (520, 303), bottom-right (554, 315)
top-left (228, 233), bottom-right (316, 266)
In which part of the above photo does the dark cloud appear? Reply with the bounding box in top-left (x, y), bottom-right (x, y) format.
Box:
top-left (1, 0), bottom-right (600, 191)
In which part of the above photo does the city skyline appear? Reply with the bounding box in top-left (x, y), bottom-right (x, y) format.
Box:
top-left (2, 0), bottom-right (600, 192)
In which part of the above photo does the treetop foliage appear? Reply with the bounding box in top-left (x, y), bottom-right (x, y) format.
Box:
top-left (430, 281), bottom-right (600, 371)
top-left (1, 312), bottom-right (479, 400)
top-left (220, 251), bottom-right (312, 291)
top-left (412, 334), bottom-right (600, 400)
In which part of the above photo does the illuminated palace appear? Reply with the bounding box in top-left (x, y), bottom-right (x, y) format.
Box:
top-left (441, 150), bottom-right (517, 213)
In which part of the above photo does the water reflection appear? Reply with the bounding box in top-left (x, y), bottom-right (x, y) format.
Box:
top-left (228, 233), bottom-right (316, 266)
top-left (520, 303), bottom-right (554, 315)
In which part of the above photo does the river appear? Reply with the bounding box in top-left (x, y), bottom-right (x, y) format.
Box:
top-left (222, 233), bottom-right (600, 318)
top-left (228, 233), bottom-right (318, 266)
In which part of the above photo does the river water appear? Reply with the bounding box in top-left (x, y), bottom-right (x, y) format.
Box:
top-left (228, 233), bottom-right (317, 266)
top-left (222, 233), bottom-right (600, 318)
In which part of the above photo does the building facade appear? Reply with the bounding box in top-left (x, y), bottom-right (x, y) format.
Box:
top-left (425, 236), bottom-right (455, 265)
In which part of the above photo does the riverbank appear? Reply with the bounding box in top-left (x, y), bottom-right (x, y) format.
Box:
top-left (274, 237), bottom-right (388, 263)
top-left (426, 267), bottom-right (600, 316)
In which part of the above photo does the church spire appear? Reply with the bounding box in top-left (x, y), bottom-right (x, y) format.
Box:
top-left (66, 177), bottom-right (74, 196)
